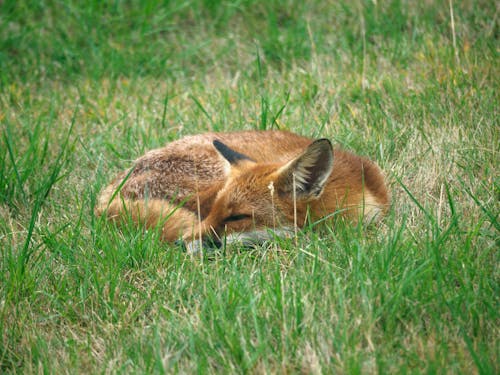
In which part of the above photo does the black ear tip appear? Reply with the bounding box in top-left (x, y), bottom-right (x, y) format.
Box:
top-left (213, 139), bottom-right (254, 164)
top-left (312, 138), bottom-right (333, 148)
top-left (310, 139), bottom-right (333, 158)
top-left (310, 138), bottom-right (334, 167)
top-left (213, 139), bottom-right (229, 155)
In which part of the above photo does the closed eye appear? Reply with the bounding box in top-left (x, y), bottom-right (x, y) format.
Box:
top-left (223, 214), bottom-right (251, 223)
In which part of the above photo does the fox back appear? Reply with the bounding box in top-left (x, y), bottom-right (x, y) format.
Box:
top-left (96, 130), bottom-right (389, 252)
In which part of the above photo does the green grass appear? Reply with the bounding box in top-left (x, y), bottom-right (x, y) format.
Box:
top-left (0, 0), bottom-right (498, 373)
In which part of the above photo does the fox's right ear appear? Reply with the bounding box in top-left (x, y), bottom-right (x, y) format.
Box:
top-left (276, 139), bottom-right (334, 200)
top-left (213, 140), bottom-right (254, 166)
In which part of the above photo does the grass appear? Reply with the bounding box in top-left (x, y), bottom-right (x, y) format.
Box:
top-left (0, 0), bottom-right (498, 373)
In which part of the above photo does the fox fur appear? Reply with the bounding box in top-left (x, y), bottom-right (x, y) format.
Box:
top-left (96, 130), bottom-right (389, 253)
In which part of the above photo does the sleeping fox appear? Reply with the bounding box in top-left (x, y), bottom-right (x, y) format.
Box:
top-left (96, 130), bottom-right (389, 253)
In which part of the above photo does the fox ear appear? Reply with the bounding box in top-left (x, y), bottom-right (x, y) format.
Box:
top-left (276, 139), bottom-right (334, 199)
top-left (213, 140), bottom-right (254, 166)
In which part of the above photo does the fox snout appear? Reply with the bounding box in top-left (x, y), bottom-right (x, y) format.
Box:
top-left (181, 221), bottom-right (222, 254)
top-left (182, 224), bottom-right (295, 255)
top-left (182, 237), bottom-right (223, 255)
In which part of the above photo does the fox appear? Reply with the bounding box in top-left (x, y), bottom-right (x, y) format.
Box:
top-left (96, 130), bottom-right (389, 253)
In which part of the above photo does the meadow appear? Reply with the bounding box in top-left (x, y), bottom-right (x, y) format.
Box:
top-left (0, 0), bottom-right (498, 373)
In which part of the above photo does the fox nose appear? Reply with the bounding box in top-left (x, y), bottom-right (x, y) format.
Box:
top-left (203, 237), bottom-right (222, 249)
top-left (181, 236), bottom-right (222, 255)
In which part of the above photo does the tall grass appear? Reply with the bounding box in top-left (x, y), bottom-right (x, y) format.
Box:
top-left (1, 0), bottom-right (498, 373)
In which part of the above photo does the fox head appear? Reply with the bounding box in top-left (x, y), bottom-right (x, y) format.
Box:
top-left (184, 138), bottom-right (334, 253)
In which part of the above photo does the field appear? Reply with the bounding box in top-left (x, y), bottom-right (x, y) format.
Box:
top-left (0, 0), bottom-right (498, 373)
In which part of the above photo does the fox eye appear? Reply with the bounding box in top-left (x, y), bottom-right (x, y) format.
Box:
top-left (223, 214), bottom-right (251, 223)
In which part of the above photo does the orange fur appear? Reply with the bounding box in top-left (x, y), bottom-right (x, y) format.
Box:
top-left (96, 130), bottom-right (389, 249)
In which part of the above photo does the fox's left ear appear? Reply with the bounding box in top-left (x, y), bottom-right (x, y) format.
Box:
top-left (276, 139), bottom-right (334, 199)
top-left (213, 140), bottom-right (255, 173)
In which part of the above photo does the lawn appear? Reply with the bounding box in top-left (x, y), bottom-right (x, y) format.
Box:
top-left (0, 0), bottom-right (498, 373)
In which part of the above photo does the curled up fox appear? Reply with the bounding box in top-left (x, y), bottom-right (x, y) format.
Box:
top-left (96, 130), bottom-right (389, 253)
